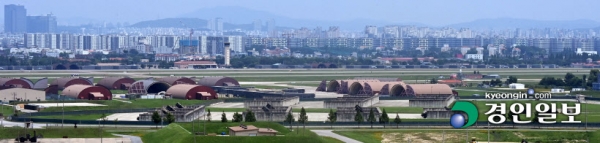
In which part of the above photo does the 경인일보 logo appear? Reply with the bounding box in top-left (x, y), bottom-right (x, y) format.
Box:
top-left (449, 101), bottom-right (479, 128)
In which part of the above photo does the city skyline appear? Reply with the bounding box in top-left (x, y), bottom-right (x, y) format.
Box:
top-left (1, 0), bottom-right (600, 29)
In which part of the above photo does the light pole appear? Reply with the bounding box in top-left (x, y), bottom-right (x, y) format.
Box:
top-left (204, 111), bottom-right (206, 136)
top-left (62, 90), bottom-right (67, 128)
top-left (442, 130), bottom-right (445, 143)
top-left (488, 122), bottom-right (490, 143)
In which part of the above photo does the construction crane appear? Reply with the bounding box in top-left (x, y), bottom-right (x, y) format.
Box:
top-left (180, 21), bottom-right (196, 55)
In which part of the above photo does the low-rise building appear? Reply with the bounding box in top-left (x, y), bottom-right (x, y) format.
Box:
top-left (551, 88), bottom-right (565, 93)
top-left (509, 83), bottom-right (525, 89)
top-left (228, 124), bottom-right (278, 136)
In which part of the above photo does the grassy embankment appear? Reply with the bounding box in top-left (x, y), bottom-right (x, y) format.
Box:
top-left (141, 122), bottom-right (343, 143)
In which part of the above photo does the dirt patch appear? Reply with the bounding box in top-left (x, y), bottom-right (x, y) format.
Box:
top-left (381, 132), bottom-right (461, 143)
top-left (513, 132), bottom-right (525, 138)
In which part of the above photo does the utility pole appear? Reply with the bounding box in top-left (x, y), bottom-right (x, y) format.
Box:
top-left (586, 101), bottom-right (588, 129)
top-left (442, 130), bottom-right (445, 143)
top-left (488, 122), bottom-right (490, 143)
top-left (466, 129), bottom-right (469, 143)
top-left (193, 116), bottom-right (196, 143)
top-left (204, 112), bottom-right (206, 136)
top-left (62, 91), bottom-right (66, 128)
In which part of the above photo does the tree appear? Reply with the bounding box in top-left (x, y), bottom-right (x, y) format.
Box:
top-left (586, 69), bottom-right (600, 87)
top-left (206, 109), bottom-right (212, 122)
top-left (506, 76), bottom-right (518, 84)
top-left (140, 64), bottom-right (146, 69)
top-left (430, 78), bottom-right (438, 84)
top-left (221, 111), bottom-right (227, 122)
top-left (151, 111), bottom-right (162, 129)
top-left (245, 110), bottom-right (257, 122)
top-left (379, 109), bottom-right (390, 128)
top-left (166, 113), bottom-right (175, 124)
top-left (232, 112), bottom-right (242, 122)
top-left (284, 111), bottom-right (295, 129)
top-left (367, 108), bottom-right (376, 129)
top-left (327, 109), bottom-right (337, 129)
top-left (100, 113), bottom-right (108, 127)
top-left (298, 107), bottom-right (308, 130)
top-left (393, 114), bottom-right (401, 128)
top-left (565, 73), bottom-right (576, 82)
top-left (354, 110), bottom-right (364, 128)
top-left (466, 48), bottom-right (478, 54)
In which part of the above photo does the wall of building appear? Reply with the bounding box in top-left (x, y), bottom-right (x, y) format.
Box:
top-left (424, 108), bottom-right (464, 119)
top-left (324, 96), bottom-right (379, 108)
top-left (253, 112), bottom-right (288, 122)
top-left (336, 107), bottom-right (381, 122)
top-left (0, 88), bottom-right (45, 101)
top-left (230, 130), bottom-right (258, 136)
top-left (244, 97), bottom-right (300, 108)
top-left (138, 105), bottom-right (206, 122)
top-left (258, 132), bottom-right (276, 136)
top-left (409, 95), bottom-right (453, 108)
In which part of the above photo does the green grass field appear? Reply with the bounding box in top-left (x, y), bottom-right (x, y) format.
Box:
top-left (0, 127), bottom-right (115, 139)
top-left (333, 129), bottom-right (599, 143)
top-left (40, 99), bottom-right (210, 112)
top-left (1, 105), bottom-right (14, 117)
top-left (141, 123), bottom-right (342, 143)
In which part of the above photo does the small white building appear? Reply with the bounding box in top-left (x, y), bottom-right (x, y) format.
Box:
top-left (551, 88), bottom-right (565, 93)
top-left (509, 83), bottom-right (525, 89)
top-left (572, 88), bottom-right (586, 92)
top-left (576, 48), bottom-right (597, 55)
top-left (465, 54), bottom-right (483, 60)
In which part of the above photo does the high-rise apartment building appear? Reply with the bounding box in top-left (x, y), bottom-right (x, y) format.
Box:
top-left (253, 19), bottom-right (262, 31)
top-left (365, 26), bottom-right (378, 38)
top-left (4, 4), bottom-right (27, 33)
top-left (26, 14), bottom-right (57, 33)
top-left (266, 19), bottom-right (276, 37)
top-left (216, 18), bottom-right (223, 32)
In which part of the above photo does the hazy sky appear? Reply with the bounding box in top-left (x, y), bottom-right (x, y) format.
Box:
top-left (2, 0), bottom-right (600, 26)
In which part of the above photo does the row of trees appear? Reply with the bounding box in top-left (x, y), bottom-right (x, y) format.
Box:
top-left (150, 111), bottom-right (176, 128)
top-left (218, 109), bottom-right (257, 123)
top-left (323, 108), bottom-right (402, 129)
top-left (538, 70), bottom-right (599, 88)
top-left (215, 56), bottom-right (378, 68)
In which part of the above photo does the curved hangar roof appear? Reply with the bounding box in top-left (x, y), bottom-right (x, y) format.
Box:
top-left (198, 77), bottom-right (239, 87)
top-left (51, 77), bottom-right (93, 89)
top-left (166, 84), bottom-right (218, 100)
top-left (405, 84), bottom-right (453, 96)
top-left (348, 81), bottom-right (404, 95)
top-left (157, 77), bottom-right (196, 86)
top-left (0, 78), bottom-right (33, 89)
top-left (127, 79), bottom-right (171, 94)
top-left (97, 77), bottom-right (136, 90)
top-left (63, 84), bottom-right (112, 100)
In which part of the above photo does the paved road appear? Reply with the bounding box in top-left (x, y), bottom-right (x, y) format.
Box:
top-left (312, 130), bottom-right (362, 143)
top-left (114, 134), bottom-right (143, 143)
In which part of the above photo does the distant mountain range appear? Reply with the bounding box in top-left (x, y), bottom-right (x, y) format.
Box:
top-left (128, 18), bottom-right (294, 31)
top-left (167, 6), bottom-right (425, 31)
top-left (63, 6), bottom-right (600, 31)
top-left (446, 18), bottom-right (600, 30)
